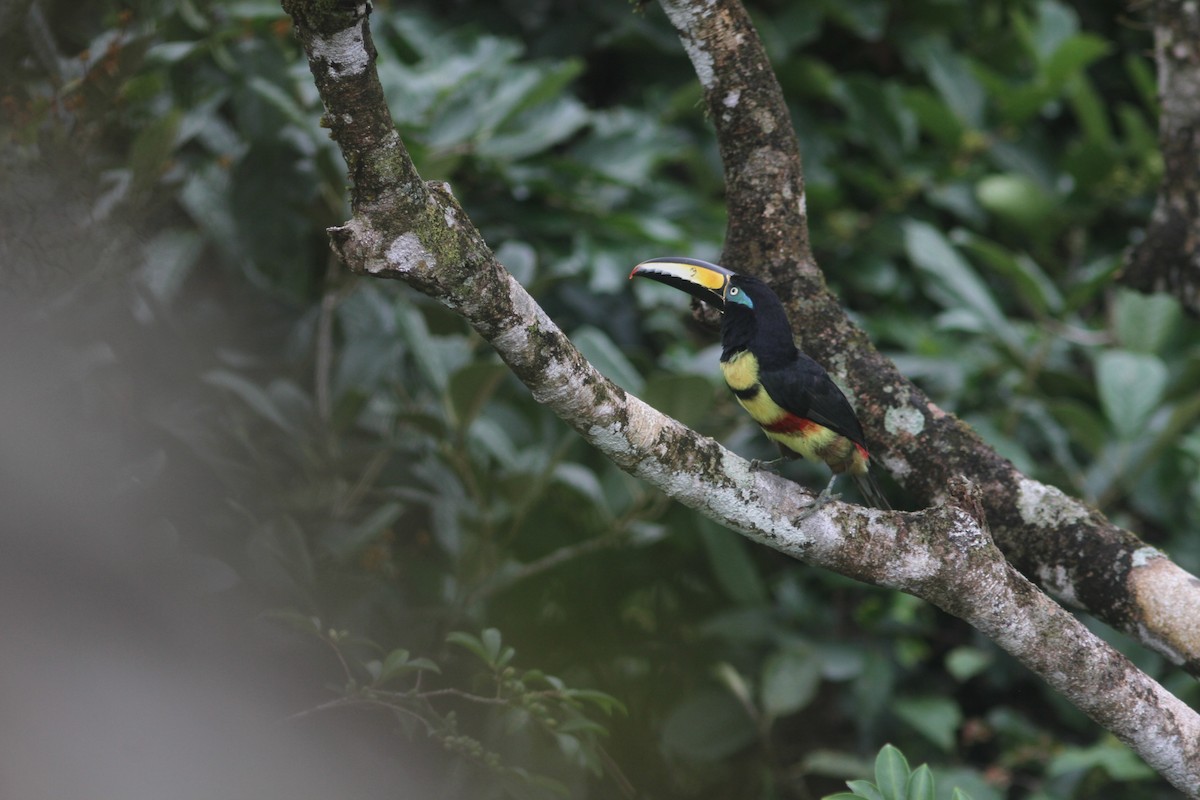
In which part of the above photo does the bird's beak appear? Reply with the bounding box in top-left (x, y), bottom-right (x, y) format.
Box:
top-left (629, 257), bottom-right (735, 309)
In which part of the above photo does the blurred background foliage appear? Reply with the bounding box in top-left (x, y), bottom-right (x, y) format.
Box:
top-left (4, 0), bottom-right (1200, 797)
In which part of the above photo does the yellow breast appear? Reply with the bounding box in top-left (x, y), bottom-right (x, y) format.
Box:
top-left (720, 350), bottom-right (861, 471)
top-left (721, 351), bottom-right (784, 427)
top-left (720, 350), bottom-right (758, 392)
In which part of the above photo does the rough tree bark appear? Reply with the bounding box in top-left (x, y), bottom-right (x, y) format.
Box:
top-left (279, 0), bottom-right (1200, 794)
top-left (1123, 0), bottom-right (1200, 315)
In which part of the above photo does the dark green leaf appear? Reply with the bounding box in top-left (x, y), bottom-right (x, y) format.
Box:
top-left (328, 502), bottom-right (403, 559)
top-left (696, 520), bottom-right (768, 606)
top-left (893, 696), bottom-right (962, 752)
top-left (903, 221), bottom-right (1009, 341)
top-left (1112, 289), bottom-right (1181, 353)
top-left (761, 645), bottom-right (823, 718)
top-left (910, 38), bottom-right (984, 127)
top-left (204, 370), bottom-right (295, 432)
top-left (1047, 739), bottom-right (1156, 781)
top-left (905, 764), bottom-right (934, 800)
top-left (1095, 350), bottom-right (1168, 439)
top-left (874, 744), bottom-right (911, 800)
top-left (974, 174), bottom-right (1057, 232)
top-left (953, 232), bottom-right (1062, 314)
top-left (448, 361), bottom-right (508, 430)
top-left (563, 689), bottom-right (627, 716)
top-left (823, 0), bottom-right (888, 40)
top-left (845, 779), bottom-right (886, 800)
top-left (945, 646), bottom-right (992, 682)
top-left (660, 688), bottom-right (757, 760)
top-left (128, 109), bottom-right (181, 190)
top-left (446, 631), bottom-right (490, 663)
top-left (1043, 34), bottom-right (1111, 88)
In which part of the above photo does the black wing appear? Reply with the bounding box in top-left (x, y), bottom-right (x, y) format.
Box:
top-left (757, 353), bottom-right (869, 449)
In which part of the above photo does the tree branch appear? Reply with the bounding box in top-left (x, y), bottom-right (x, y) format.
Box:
top-left (1123, 0), bottom-right (1200, 315)
top-left (279, 2), bottom-right (1200, 792)
top-left (656, 0), bottom-right (1200, 677)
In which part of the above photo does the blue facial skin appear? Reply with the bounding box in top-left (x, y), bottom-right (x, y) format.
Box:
top-left (726, 284), bottom-right (754, 309)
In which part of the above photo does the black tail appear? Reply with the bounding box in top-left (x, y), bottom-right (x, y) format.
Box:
top-left (852, 470), bottom-right (891, 511)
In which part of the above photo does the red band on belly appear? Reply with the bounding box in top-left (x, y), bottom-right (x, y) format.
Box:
top-left (763, 415), bottom-right (820, 436)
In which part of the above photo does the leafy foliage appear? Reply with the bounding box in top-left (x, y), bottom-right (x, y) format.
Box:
top-left (823, 744), bottom-right (977, 800)
top-left (5, 0), bottom-right (1200, 798)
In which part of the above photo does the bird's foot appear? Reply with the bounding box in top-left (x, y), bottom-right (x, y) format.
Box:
top-left (794, 476), bottom-right (841, 522)
top-left (750, 456), bottom-right (786, 473)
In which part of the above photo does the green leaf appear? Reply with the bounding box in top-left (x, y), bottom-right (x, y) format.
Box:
top-left (893, 696), bottom-right (962, 752)
top-left (447, 630), bottom-right (491, 664)
top-left (571, 325), bottom-right (645, 394)
top-left (1125, 52), bottom-right (1159, 112)
top-left (225, 1), bottom-right (286, 20)
top-left (953, 231), bottom-right (1062, 314)
top-left (377, 648), bottom-right (410, 682)
top-left (823, 0), bottom-right (888, 40)
top-left (448, 361), bottom-right (508, 430)
top-left (905, 764), bottom-right (935, 800)
top-left (910, 38), bottom-right (985, 127)
top-left (975, 174), bottom-right (1057, 232)
top-left (551, 462), bottom-right (608, 508)
top-left (845, 779), bottom-right (886, 800)
top-left (496, 239), bottom-right (537, 285)
top-left (945, 646), bottom-right (992, 682)
top-left (246, 76), bottom-right (311, 131)
top-left (1022, 0), bottom-right (1078, 61)
top-left (950, 790), bottom-right (976, 800)
top-left (1068, 73), bottom-right (1114, 149)
top-left (203, 370), bottom-right (295, 432)
top-left (1043, 34), bottom-right (1111, 88)
top-left (146, 41), bottom-right (199, 64)
top-left (128, 109), bottom-right (182, 190)
top-left (1112, 289), bottom-right (1182, 353)
top-left (696, 520), bottom-right (768, 606)
top-left (138, 228), bottom-right (205, 306)
top-left (325, 501), bottom-right (403, 559)
top-left (262, 610), bottom-right (322, 635)
top-left (852, 652), bottom-right (895, 723)
top-left (874, 745), bottom-right (911, 800)
top-left (481, 627), bottom-right (504, 662)
top-left (803, 749), bottom-right (872, 779)
top-left (903, 221), bottom-right (1009, 340)
top-left (563, 689), bottom-right (627, 716)
top-left (395, 304), bottom-right (470, 393)
top-left (1095, 350), bottom-right (1168, 439)
top-left (660, 688), bottom-right (757, 760)
top-left (761, 645), bottom-right (823, 718)
top-left (479, 97), bottom-right (590, 160)
top-left (1047, 738), bottom-right (1156, 781)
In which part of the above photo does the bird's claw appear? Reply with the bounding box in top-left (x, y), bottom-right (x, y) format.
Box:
top-left (793, 476), bottom-right (841, 521)
top-left (750, 457), bottom-right (785, 473)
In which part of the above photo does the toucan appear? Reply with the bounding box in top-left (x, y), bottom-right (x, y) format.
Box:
top-left (630, 257), bottom-right (889, 511)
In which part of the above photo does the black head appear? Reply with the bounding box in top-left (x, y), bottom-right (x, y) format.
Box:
top-left (720, 274), bottom-right (796, 365)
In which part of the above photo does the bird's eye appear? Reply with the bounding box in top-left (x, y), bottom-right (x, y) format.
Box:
top-left (729, 287), bottom-right (740, 296)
